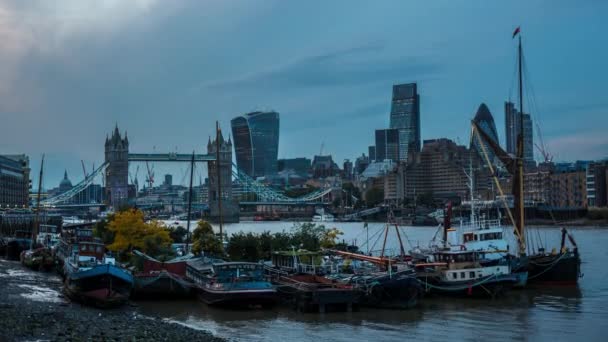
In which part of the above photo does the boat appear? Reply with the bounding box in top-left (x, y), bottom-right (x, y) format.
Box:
top-left (131, 250), bottom-right (195, 298)
top-left (414, 250), bottom-right (520, 298)
top-left (20, 247), bottom-right (54, 271)
top-left (274, 273), bottom-right (361, 313)
top-left (312, 209), bottom-right (335, 222)
top-left (472, 27), bottom-right (581, 285)
top-left (62, 238), bottom-right (133, 308)
top-left (342, 269), bottom-right (422, 309)
top-left (187, 259), bottom-right (278, 308)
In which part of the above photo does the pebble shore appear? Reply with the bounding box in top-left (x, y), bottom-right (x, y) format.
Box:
top-left (0, 259), bottom-right (225, 342)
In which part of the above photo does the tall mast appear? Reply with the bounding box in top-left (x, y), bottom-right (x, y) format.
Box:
top-left (31, 154), bottom-right (45, 250)
top-left (185, 151), bottom-right (195, 252)
top-left (516, 34), bottom-right (526, 255)
top-left (215, 121), bottom-right (224, 247)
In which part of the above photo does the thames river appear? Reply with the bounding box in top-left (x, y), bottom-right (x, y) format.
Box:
top-left (139, 222), bottom-right (608, 342)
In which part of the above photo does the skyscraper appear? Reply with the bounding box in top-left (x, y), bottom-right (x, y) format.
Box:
top-left (390, 83), bottom-right (420, 162)
top-left (368, 146), bottom-right (376, 162)
top-left (505, 101), bottom-right (534, 166)
top-left (231, 111), bottom-right (280, 178)
top-left (471, 103), bottom-right (499, 166)
top-left (375, 129), bottom-right (400, 162)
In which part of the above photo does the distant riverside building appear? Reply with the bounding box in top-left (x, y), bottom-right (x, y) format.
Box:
top-left (354, 154), bottom-right (370, 177)
top-left (505, 101), bottom-right (534, 168)
top-left (368, 146), bottom-right (376, 162)
top-left (105, 126), bottom-right (130, 207)
top-left (405, 139), bottom-right (489, 201)
top-left (586, 160), bottom-right (608, 207)
top-left (207, 130), bottom-right (238, 222)
top-left (0, 155), bottom-right (30, 208)
top-left (277, 158), bottom-right (311, 177)
top-left (311, 155), bottom-right (340, 179)
top-left (471, 103), bottom-right (500, 166)
top-left (231, 111), bottom-right (280, 178)
top-left (390, 83), bottom-right (420, 162)
top-left (375, 129), bottom-right (400, 162)
top-left (342, 159), bottom-right (353, 181)
top-left (58, 170), bottom-right (73, 194)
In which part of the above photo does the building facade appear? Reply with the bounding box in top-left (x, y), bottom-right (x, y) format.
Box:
top-left (207, 130), bottom-right (239, 222)
top-left (0, 155), bottom-right (30, 208)
top-left (311, 155), bottom-right (340, 179)
top-left (390, 83), bottom-right (420, 162)
top-left (278, 158), bottom-right (311, 177)
top-left (231, 111), bottom-right (280, 178)
top-left (471, 103), bottom-right (500, 166)
top-left (375, 129), bottom-right (400, 162)
top-left (505, 101), bottom-right (534, 167)
top-left (405, 139), bottom-right (486, 201)
top-left (104, 126), bottom-right (130, 207)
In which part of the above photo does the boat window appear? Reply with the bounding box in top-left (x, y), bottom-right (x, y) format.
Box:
top-left (474, 235), bottom-right (478, 241)
top-left (452, 273), bottom-right (457, 279)
top-left (469, 272), bottom-right (475, 278)
top-left (460, 272), bottom-right (465, 279)
top-left (80, 245), bottom-right (86, 251)
top-left (96, 246), bottom-right (103, 253)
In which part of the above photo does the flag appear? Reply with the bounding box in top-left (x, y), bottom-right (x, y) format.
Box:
top-left (512, 26), bottom-right (521, 39)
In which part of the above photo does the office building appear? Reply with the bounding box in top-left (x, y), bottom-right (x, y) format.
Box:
top-left (278, 158), bottom-right (311, 177)
top-left (471, 103), bottom-right (500, 166)
top-left (375, 129), bottom-right (400, 162)
top-left (231, 111), bottom-right (280, 178)
top-left (505, 101), bottom-right (534, 167)
top-left (368, 146), bottom-right (376, 162)
top-left (390, 83), bottom-right (420, 162)
top-left (0, 155), bottom-right (30, 208)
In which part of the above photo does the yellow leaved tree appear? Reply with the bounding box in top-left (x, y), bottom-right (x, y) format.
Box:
top-left (107, 209), bottom-right (172, 257)
top-left (320, 227), bottom-right (344, 249)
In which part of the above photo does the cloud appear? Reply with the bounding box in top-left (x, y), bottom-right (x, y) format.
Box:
top-left (204, 42), bottom-right (441, 92)
top-left (546, 132), bottom-right (608, 161)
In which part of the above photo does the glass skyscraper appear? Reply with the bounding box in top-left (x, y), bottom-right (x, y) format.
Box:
top-left (471, 103), bottom-right (500, 166)
top-left (505, 101), bottom-right (534, 166)
top-left (375, 129), bottom-right (400, 162)
top-left (390, 83), bottom-right (420, 162)
top-left (231, 111), bottom-right (280, 178)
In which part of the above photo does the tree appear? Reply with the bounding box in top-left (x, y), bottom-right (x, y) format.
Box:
top-left (227, 232), bottom-right (261, 262)
top-left (169, 226), bottom-right (188, 243)
top-left (191, 220), bottom-right (223, 256)
top-left (93, 215), bottom-right (115, 245)
top-left (417, 191), bottom-right (436, 208)
top-left (106, 209), bottom-right (172, 259)
top-left (291, 223), bottom-right (325, 251)
top-left (320, 227), bottom-right (344, 249)
top-left (365, 187), bottom-right (384, 207)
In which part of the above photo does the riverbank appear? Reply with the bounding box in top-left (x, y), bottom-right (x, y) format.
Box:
top-left (0, 259), bottom-right (224, 342)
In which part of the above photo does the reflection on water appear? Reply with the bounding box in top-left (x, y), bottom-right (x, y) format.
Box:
top-left (140, 224), bottom-right (607, 341)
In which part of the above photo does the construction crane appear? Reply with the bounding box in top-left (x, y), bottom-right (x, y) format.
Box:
top-left (534, 122), bottom-right (553, 163)
top-left (145, 161), bottom-right (154, 191)
top-left (81, 160), bottom-right (89, 178)
top-left (319, 142), bottom-right (325, 156)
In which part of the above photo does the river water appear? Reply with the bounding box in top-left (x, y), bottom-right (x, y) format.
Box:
top-left (136, 222), bottom-right (608, 341)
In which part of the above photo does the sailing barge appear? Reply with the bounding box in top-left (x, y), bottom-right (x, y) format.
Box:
top-left (472, 27), bottom-right (581, 286)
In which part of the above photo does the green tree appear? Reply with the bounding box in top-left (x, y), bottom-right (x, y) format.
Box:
top-left (169, 226), bottom-right (188, 243)
top-left (93, 215), bottom-right (115, 245)
top-left (417, 191), bottom-right (436, 208)
top-left (227, 232), bottom-right (261, 262)
top-left (291, 222), bottom-right (325, 251)
top-left (191, 220), bottom-right (223, 256)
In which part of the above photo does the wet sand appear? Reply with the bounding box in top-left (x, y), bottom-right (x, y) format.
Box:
top-left (0, 259), bottom-right (224, 342)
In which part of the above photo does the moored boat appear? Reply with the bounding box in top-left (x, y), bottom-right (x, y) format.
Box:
top-left (63, 240), bottom-right (133, 308)
top-left (20, 247), bottom-right (54, 271)
top-left (131, 250), bottom-right (195, 298)
top-left (187, 259), bottom-right (278, 308)
top-left (274, 273), bottom-right (361, 312)
top-left (415, 250), bottom-right (520, 298)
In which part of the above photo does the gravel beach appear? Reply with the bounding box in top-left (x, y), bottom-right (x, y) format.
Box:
top-left (0, 259), bottom-right (225, 342)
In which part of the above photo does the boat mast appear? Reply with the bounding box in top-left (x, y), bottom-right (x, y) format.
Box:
top-left (516, 33), bottom-right (526, 255)
top-left (185, 151), bottom-right (195, 253)
top-left (215, 121), bottom-right (224, 248)
top-left (31, 154), bottom-right (45, 250)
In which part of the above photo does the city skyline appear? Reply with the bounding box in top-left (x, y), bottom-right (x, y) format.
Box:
top-left (1, 1), bottom-right (607, 185)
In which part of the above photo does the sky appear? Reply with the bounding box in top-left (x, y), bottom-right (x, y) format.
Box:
top-left (1, 0), bottom-right (607, 188)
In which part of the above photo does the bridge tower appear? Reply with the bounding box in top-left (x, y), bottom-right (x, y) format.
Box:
top-left (105, 125), bottom-right (130, 208)
top-left (207, 130), bottom-right (239, 222)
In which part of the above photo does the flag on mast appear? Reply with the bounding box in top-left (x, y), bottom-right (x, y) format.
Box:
top-left (512, 26), bottom-right (521, 39)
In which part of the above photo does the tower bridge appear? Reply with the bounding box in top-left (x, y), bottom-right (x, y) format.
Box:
top-left (39, 125), bottom-right (335, 216)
